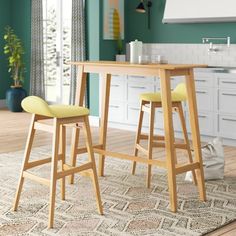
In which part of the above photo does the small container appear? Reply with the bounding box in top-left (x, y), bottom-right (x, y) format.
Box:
top-left (138, 55), bottom-right (150, 64)
top-left (129, 40), bottom-right (143, 64)
top-left (151, 55), bottom-right (162, 63)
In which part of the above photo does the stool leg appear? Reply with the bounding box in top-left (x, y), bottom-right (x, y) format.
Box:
top-left (176, 103), bottom-right (197, 185)
top-left (147, 102), bottom-right (155, 188)
top-left (60, 125), bottom-right (66, 200)
top-left (48, 119), bottom-right (60, 228)
top-left (69, 126), bottom-right (80, 184)
top-left (13, 114), bottom-right (36, 211)
top-left (132, 100), bottom-right (145, 175)
top-left (83, 116), bottom-right (103, 215)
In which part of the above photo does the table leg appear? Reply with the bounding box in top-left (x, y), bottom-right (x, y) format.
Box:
top-left (98, 74), bottom-right (111, 177)
top-left (70, 66), bottom-right (87, 183)
top-left (160, 69), bottom-right (177, 212)
top-left (185, 69), bottom-right (206, 201)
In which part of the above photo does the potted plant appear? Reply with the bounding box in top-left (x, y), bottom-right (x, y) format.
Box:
top-left (3, 26), bottom-right (27, 112)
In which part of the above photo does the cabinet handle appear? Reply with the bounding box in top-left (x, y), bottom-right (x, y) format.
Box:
top-left (110, 105), bottom-right (119, 108)
top-left (130, 86), bottom-right (146, 89)
top-left (198, 115), bottom-right (207, 118)
top-left (222, 93), bottom-right (236, 96)
top-left (129, 76), bottom-right (145, 79)
top-left (196, 91), bottom-right (207, 94)
top-left (111, 84), bottom-right (119, 87)
top-left (195, 79), bottom-right (207, 82)
top-left (221, 81), bottom-right (236, 84)
top-left (222, 118), bottom-right (236, 122)
top-left (129, 107), bottom-right (140, 111)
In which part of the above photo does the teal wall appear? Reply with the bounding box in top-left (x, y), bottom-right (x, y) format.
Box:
top-left (126, 0), bottom-right (236, 43)
top-left (11, 0), bottom-right (31, 94)
top-left (86, 0), bottom-right (118, 115)
top-left (0, 0), bottom-right (12, 99)
top-left (0, 0), bottom-right (31, 100)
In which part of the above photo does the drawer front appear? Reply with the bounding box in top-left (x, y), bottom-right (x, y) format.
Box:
top-left (219, 89), bottom-right (236, 114)
top-left (186, 112), bottom-right (214, 136)
top-left (156, 76), bottom-right (185, 90)
top-left (218, 115), bottom-right (236, 139)
top-left (110, 79), bottom-right (126, 102)
top-left (194, 73), bottom-right (215, 88)
top-left (109, 102), bottom-right (125, 123)
top-left (155, 109), bottom-right (183, 132)
top-left (127, 105), bottom-right (149, 126)
top-left (128, 82), bottom-right (154, 105)
top-left (218, 74), bottom-right (236, 90)
top-left (128, 75), bottom-right (155, 84)
top-left (195, 88), bottom-right (214, 111)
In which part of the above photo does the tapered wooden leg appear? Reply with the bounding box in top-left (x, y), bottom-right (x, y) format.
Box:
top-left (160, 69), bottom-right (177, 212)
top-left (13, 114), bottom-right (36, 211)
top-left (176, 103), bottom-right (197, 185)
top-left (48, 119), bottom-right (60, 228)
top-left (71, 65), bottom-right (87, 183)
top-left (60, 125), bottom-right (66, 200)
top-left (83, 116), bottom-right (103, 215)
top-left (185, 69), bottom-right (206, 201)
top-left (132, 100), bottom-right (145, 175)
top-left (98, 74), bottom-right (111, 177)
top-left (69, 127), bottom-right (80, 184)
top-left (147, 102), bottom-right (155, 188)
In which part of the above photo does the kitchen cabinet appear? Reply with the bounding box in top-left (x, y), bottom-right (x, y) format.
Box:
top-left (104, 69), bottom-right (236, 146)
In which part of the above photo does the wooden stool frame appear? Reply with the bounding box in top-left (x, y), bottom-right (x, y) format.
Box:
top-left (13, 114), bottom-right (103, 228)
top-left (132, 100), bottom-right (198, 188)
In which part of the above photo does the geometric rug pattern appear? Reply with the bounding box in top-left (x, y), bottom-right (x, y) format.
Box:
top-left (0, 146), bottom-right (236, 236)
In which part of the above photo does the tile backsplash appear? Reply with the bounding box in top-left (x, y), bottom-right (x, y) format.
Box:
top-left (127, 43), bottom-right (236, 67)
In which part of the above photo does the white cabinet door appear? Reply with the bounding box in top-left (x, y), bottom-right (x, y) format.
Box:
top-left (195, 87), bottom-right (214, 111)
top-left (128, 75), bottom-right (155, 84)
top-left (218, 115), bottom-right (236, 139)
top-left (218, 74), bottom-right (236, 90)
top-left (127, 82), bottom-right (154, 105)
top-left (219, 89), bottom-right (236, 114)
top-left (194, 72), bottom-right (215, 88)
top-left (186, 112), bottom-right (215, 136)
top-left (108, 102), bottom-right (126, 123)
top-left (110, 76), bottom-right (126, 102)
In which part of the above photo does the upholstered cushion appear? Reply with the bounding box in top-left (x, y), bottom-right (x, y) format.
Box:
top-left (140, 83), bottom-right (187, 102)
top-left (21, 96), bottom-right (89, 118)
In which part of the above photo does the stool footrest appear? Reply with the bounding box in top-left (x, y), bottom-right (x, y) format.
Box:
top-left (57, 162), bottom-right (93, 179)
top-left (136, 144), bottom-right (148, 155)
top-left (175, 162), bottom-right (200, 174)
top-left (76, 144), bottom-right (103, 155)
top-left (23, 171), bottom-right (50, 186)
top-left (25, 154), bottom-right (63, 169)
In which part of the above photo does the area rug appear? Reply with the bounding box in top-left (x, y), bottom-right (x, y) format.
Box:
top-left (0, 146), bottom-right (236, 236)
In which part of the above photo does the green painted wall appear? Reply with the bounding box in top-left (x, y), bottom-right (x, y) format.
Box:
top-left (86, 0), bottom-right (118, 116)
top-left (11, 0), bottom-right (31, 95)
top-left (126, 0), bottom-right (236, 43)
top-left (0, 0), bottom-right (31, 100)
top-left (0, 0), bottom-right (12, 99)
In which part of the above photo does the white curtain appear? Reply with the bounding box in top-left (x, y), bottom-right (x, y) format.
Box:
top-left (30, 0), bottom-right (45, 98)
top-left (70, 0), bottom-right (86, 105)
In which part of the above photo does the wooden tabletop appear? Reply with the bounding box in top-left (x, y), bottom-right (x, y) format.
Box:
top-left (69, 61), bottom-right (208, 70)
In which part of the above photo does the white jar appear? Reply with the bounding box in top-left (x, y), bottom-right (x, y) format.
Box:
top-left (129, 40), bottom-right (143, 64)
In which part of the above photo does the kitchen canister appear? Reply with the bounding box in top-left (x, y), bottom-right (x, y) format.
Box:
top-left (129, 39), bottom-right (143, 64)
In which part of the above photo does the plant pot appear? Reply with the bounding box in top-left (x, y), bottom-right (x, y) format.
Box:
top-left (116, 54), bottom-right (126, 62)
top-left (6, 86), bottom-right (27, 112)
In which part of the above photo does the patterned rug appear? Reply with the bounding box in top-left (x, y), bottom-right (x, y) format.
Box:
top-left (0, 146), bottom-right (236, 236)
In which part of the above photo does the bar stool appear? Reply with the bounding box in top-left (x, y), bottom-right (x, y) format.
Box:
top-left (132, 83), bottom-right (197, 188)
top-left (13, 96), bottom-right (103, 228)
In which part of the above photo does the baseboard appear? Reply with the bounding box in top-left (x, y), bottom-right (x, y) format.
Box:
top-left (0, 100), bottom-right (6, 108)
top-left (89, 115), bottom-right (100, 127)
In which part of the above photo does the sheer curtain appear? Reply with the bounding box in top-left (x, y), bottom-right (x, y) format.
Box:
top-left (70, 0), bottom-right (86, 105)
top-left (30, 0), bottom-right (45, 98)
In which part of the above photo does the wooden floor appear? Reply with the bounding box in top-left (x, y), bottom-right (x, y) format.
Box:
top-left (0, 109), bottom-right (236, 235)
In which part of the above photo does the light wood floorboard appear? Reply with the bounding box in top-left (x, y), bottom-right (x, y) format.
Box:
top-left (0, 109), bottom-right (235, 235)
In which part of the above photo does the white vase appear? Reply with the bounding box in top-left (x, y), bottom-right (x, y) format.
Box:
top-left (116, 54), bottom-right (126, 62)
